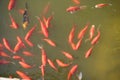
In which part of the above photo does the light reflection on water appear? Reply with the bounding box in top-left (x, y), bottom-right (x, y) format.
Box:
top-left (0, 0), bottom-right (120, 80)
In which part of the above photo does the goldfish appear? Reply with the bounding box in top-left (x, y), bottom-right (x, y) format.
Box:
top-left (22, 51), bottom-right (33, 56)
top-left (95, 3), bottom-right (112, 8)
top-left (16, 70), bottom-right (31, 80)
top-left (9, 13), bottom-right (18, 29)
top-left (38, 44), bottom-right (47, 66)
top-left (61, 51), bottom-right (73, 60)
top-left (0, 51), bottom-right (11, 58)
top-left (85, 25), bottom-right (95, 42)
top-left (43, 38), bottom-right (56, 47)
top-left (72, 0), bottom-right (80, 4)
top-left (67, 64), bottom-right (78, 80)
top-left (66, 5), bottom-right (86, 14)
top-left (8, 0), bottom-right (16, 11)
top-left (25, 39), bottom-right (34, 47)
top-left (36, 16), bottom-right (49, 38)
top-left (91, 26), bottom-right (100, 45)
top-left (77, 22), bottom-right (89, 39)
top-left (12, 55), bottom-right (25, 62)
top-left (24, 24), bottom-right (36, 40)
top-left (0, 60), bottom-right (10, 64)
top-left (2, 38), bottom-right (14, 53)
top-left (74, 39), bottom-right (82, 50)
top-left (85, 46), bottom-right (93, 58)
top-left (56, 59), bottom-right (71, 67)
top-left (68, 24), bottom-right (76, 43)
top-left (19, 61), bottom-right (34, 69)
top-left (42, 2), bottom-right (51, 15)
top-left (39, 65), bottom-right (45, 80)
top-left (47, 59), bottom-right (58, 71)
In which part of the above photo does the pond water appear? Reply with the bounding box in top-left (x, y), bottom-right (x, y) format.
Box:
top-left (0, 0), bottom-right (120, 80)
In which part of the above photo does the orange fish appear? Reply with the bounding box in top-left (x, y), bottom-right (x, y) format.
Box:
top-left (16, 36), bottom-right (26, 48)
top-left (95, 3), bottom-right (112, 8)
top-left (22, 51), bottom-right (33, 56)
top-left (66, 5), bottom-right (86, 13)
top-left (86, 25), bottom-right (95, 42)
top-left (25, 39), bottom-right (34, 47)
top-left (36, 16), bottom-right (49, 38)
top-left (39, 65), bottom-right (45, 79)
top-left (0, 51), bottom-right (11, 58)
top-left (2, 38), bottom-right (14, 53)
top-left (77, 22), bottom-right (89, 39)
top-left (56, 59), bottom-right (71, 67)
top-left (42, 2), bottom-right (51, 15)
top-left (70, 42), bottom-right (76, 50)
top-left (0, 43), bottom-right (4, 50)
top-left (67, 64), bottom-right (78, 80)
top-left (38, 44), bottom-right (47, 66)
top-left (72, 0), bottom-right (80, 4)
top-left (43, 38), bottom-right (56, 47)
top-left (68, 25), bottom-right (76, 43)
top-left (19, 61), bottom-right (34, 69)
top-left (74, 39), bottom-right (82, 50)
top-left (61, 51), bottom-right (73, 60)
top-left (0, 60), bottom-right (11, 64)
top-left (85, 46), bottom-right (93, 58)
top-left (12, 55), bottom-right (24, 62)
top-left (8, 0), bottom-right (16, 11)
top-left (24, 25), bottom-right (36, 40)
top-left (9, 13), bottom-right (18, 29)
top-left (91, 27), bottom-right (100, 45)
top-left (13, 42), bottom-right (22, 53)
top-left (47, 59), bottom-right (58, 71)
top-left (45, 15), bottom-right (53, 28)
top-left (16, 70), bottom-right (31, 80)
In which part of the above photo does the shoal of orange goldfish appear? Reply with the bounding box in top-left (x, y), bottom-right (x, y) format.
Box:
top-left (0, 0), bottom-right (111, 80)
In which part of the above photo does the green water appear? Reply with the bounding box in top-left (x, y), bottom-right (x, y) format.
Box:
top-left (0, 0), bottom-right (120, 80)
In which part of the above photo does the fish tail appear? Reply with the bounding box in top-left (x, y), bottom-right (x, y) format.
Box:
top-left (37, 44), bottom-right (43, 49)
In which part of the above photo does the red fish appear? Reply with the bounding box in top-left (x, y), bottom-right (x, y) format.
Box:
top-left (0, 51), bottom-right (11, 58)
top-left (66, 5), bottom-right (86, 13)
top-left (38, 44), bottom-right (47, 66)
top-left (12, 55), bottom-right (24, 62)
top-left (85, 46), bottom-right (93, 58)
top-left (16, 70), bottom-right (31, 80)
top-left (72, 0), bottom-right (80, 4)
top-left (70, 42), bottom-right (76, 50)
top-left (19, 61), bottom-right (34, 69)
top-left (74, 39), bottom-right (82, 50)
top-left (16, 36), bottom-right (26, 48)
top-left (2, 38), bottom-right (14, 53)
top-left (77, 22), bottom-right (89, 39)
top-left (45, 15), bottom-right (53, 28)
top-left (68, 25), bottom-right (76, 43)
top-left (13, 42), bottom-right (22, 53)
top-left (95, 3), bottom-right (112, 8)
top-left (56, 59), bottom-right (71, 67)
top-left (39, 65), bottom-right (45, 79)
top-left (0, 60), bottom-right (10, 64)
top-left (25, 39), bottom-right (34, 47)
top-left (8, 0), bottom-right (16, 11)
top-left (9, 13), bottom-right (18, 29)
top-left (47, 59), bottom-right (58, 71)
top-left (22, 51), bottom-right (33, 56)
top-left (43, 38), bottom-right (56, 47)
top-left (24, 25), bottom-right (36, 40)
top-left (86, 25), bottom-right (95, 42)
top-left (91, 27), bottom-right (100, 45)
top-left (67, 64), bottom-right (78, 80)
top-left (61, 51), bottom-right (73, 60)
top-left (0, 43), bottom-right (4, 50)
top-left (42, 2), bottom-right (51, 15)
top-left (36, 17), bottom-right (49, 38)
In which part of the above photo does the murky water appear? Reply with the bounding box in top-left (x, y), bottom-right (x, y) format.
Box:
top-left (0, 0), bottom-right (120, 80)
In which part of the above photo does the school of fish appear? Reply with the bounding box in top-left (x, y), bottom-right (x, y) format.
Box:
top-left (0, 0), bottom-right (112, 80)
